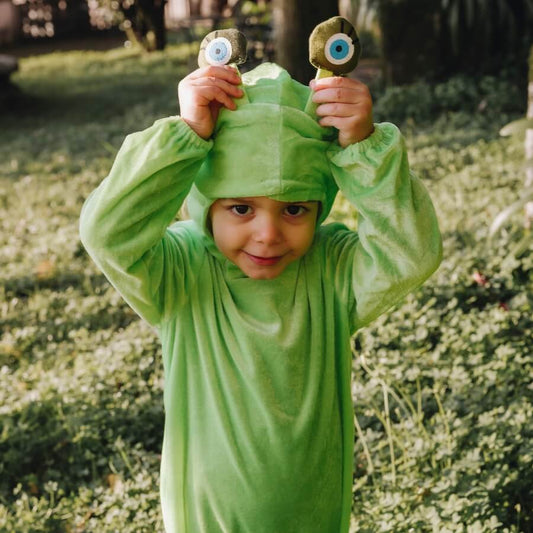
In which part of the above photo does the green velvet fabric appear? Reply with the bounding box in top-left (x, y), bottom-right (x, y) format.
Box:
top-left (79, 63), bottom-right (442, 533)
top-left (188, 63), bottom-right (338, 231)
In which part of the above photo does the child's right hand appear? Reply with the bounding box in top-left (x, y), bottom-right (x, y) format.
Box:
top-left (178, 66), bottom-right (244, 140)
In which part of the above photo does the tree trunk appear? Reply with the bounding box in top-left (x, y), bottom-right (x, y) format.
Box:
top-left (526, 45), bottom-right (533, 229)
top-left (124, 0), bottom-right (167, 51)
top-left (378, 0), bottom-right (442, 84)
top-left (187, 0), bottom-right (201, 16)
top-left (272, 0), bottom-right (339, 84)
top-left (150, 0), bottom-right (167, 50)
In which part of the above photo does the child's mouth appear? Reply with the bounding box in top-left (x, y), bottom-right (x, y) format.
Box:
top-left (244, 252), bottom-right (283, 266)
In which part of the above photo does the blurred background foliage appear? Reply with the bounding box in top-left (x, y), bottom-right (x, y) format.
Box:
top-left (2, 0), bottom-right (533, 82)
top-left (1, 0), bottom-right (533, 531)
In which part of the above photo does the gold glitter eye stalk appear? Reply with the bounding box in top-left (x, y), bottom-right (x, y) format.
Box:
top-left (309, 16), bottom-right (361, 78)
top-left (198, 29), bottom-right (248, 68)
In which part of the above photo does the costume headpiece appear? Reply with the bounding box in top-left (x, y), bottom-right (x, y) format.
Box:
top-left (186, 18), bottom-right (360, 231)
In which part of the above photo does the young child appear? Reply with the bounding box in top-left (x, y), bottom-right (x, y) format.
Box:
top-left (80, 59), bottom-right (442, 532)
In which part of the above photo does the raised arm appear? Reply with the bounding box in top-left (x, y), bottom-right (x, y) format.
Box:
top-left (80, 66), bottom-right (244, 325)
top-left (325, 122), bottom-right (442, 331)
top-left (79, 116), bottom-right (212, 325)
top-left (310, 75), bottom-right (441, 331)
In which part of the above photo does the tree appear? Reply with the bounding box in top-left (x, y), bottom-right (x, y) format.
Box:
top-left (13, 0), bottom-right (91, 40)
top-left (92, 0), bottom-right (232, 52)
top-left (272, 0), bottom-right (339, 84)
top-left (88, 0), bottom-right (166, 51)
top-left (351, 0), bottom-right (533, 84)
top-left (527, 47), bottom-right (533, 229)
top-left (122, 0), bottom-right (167, 51)
top-left (438, 0), bottom-right (533, 79)
top-left (377, 0), bottom-right (442, 84)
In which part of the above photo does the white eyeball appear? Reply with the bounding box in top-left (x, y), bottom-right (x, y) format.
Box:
top-left (324, 33), bottom-right (355, 65)
top-left (205, 37), bottom-right (233, 66)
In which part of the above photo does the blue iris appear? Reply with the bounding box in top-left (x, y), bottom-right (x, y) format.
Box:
top-left (209, 40), bottom-right (229, 63)
top-left (328, 39), bottom-right (350, 61)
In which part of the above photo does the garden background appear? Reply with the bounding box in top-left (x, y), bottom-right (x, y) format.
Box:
top-left (1, 0), bottom-right (533, 531)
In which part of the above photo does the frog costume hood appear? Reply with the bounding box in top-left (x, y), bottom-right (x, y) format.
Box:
top-left (186, 62), bottom-right (339, 232)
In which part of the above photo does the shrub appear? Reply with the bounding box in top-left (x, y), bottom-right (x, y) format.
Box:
top-left (374, 74), bottom-right (525, 135)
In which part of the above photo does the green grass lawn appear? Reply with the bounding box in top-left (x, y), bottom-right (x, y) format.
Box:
top-left (1, 43), bottom-right (532, 532)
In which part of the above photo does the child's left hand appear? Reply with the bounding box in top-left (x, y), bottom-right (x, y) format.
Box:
top-left (310, 77), bottom-right (374, 148)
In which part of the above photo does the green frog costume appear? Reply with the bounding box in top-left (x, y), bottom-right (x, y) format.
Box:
top-left (80, 62), bottom-right (442, 532)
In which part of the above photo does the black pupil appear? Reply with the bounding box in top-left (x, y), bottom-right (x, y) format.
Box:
top-left (336, 45), bottom-right (343, 52)
top-left (216, 48), bottom-right (221, 54)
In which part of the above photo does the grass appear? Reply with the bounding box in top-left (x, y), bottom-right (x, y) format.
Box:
top-left (1, 41), bottom-right (532, 532)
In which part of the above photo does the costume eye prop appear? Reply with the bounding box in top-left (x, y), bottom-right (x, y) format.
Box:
top-left (305, 16), bottom-right (360, 115)
top-left (308, 16), bottom-right (361, 76)
top-left (325, 33), bottom-right (355, 65)
top-left (206, 37), bottom-right (232, 65)
top-left (198, 29), bottom-right (248, 68)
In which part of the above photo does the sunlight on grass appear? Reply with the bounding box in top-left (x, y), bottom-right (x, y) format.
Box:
top-left (1, 43), bottom-right (532, 532)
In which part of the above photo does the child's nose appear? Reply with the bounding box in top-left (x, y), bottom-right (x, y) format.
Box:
top-left (253, 214), bottom-right (282, 244)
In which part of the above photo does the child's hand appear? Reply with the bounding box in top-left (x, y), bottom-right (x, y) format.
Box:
top-left (178, 65), bottom-right (243, 140)
top-left (310, 77), bottom-right (374, 148)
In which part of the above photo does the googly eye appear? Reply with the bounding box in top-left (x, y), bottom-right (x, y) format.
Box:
top-left (198, 29), bottom-right (247, 68)
top-left (324, 33), bottom-right (355, 65)
top-left (205, 37), bottom-right (233, 66)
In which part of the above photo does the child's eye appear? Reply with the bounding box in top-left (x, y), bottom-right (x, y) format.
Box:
top-left (285, 205), bottom-right (308, 216)
top-left (231, 205), bottom-right (252, 216)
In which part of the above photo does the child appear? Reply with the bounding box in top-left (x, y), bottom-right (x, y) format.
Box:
top-left (80, 60), bottom-right (442, 532)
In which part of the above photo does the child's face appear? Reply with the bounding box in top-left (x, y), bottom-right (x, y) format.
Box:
top-left (210, 196), bottom-right (319, 280)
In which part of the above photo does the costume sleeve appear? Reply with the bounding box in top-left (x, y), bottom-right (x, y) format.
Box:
top-left (79, 116), bottom-right (213, 326)
top-left (326, 122), bottom-right (442, 332)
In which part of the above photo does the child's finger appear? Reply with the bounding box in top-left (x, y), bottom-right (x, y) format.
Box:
top-left (188, 65), bottom-right (241, 85)
top-left (315, 102), bottom-right (358, 118)
top-left (310, 75), bottom-right (365, 91)
top-left (196, 84), bottom-right (239, 110)
top-left (311, 77), bottom-right (370, 106)
top-left (318, 114), bottom-right (374, 147)
top-left (190, 76), bottom-right (244, 99)
top-left (312, 88), bottom-right (362, 106)
top-left (318, 116), bottom-right (357, 131)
